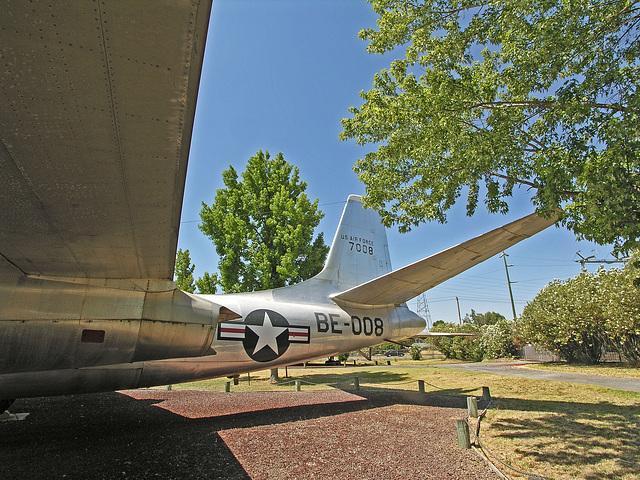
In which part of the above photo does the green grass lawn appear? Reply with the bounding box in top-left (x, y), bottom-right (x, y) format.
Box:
top-left (522, 361), bottom-right (640, 379)
top-left (169, 360), bottom-right (640, 479)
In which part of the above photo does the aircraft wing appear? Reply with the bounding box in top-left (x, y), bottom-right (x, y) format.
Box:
top-left (0, 1), bottom-right (212, 280)
top-left (332, 212), bottom-right (557, 307)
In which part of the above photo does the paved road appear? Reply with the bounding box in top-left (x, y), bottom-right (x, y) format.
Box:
top-left (430, 362), bottom-right (640, 393)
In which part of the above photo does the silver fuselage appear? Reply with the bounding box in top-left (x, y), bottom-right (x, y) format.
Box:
top-left (0, 274), bottom-right (425, 399)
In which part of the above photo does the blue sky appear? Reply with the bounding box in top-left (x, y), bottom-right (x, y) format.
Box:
top-left (179, 0), bottom-right (615, 326)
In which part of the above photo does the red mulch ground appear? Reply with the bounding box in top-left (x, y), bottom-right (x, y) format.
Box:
top-left (1, 389), bottom-right (498, 479)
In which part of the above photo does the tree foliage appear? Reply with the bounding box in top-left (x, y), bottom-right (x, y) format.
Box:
top-left (518, 272), bottom-right (607, 363)
top-left (519, 253), bottom-right (640, 364)
top-left (174, 248), bottom-right (196, 293)
top-left (409, 343), bottom-right (423, 360)
top-left (199, 150), bottom-right (329, 293)
top-left (463, 309), bottom-right (506, 326)
top-left (341, 0), bottom-right (640, 252)
top-left (195, 271), bottom-right (218, 295)
top-left (337, 352), bottom-right (351, 364)
top-left (483, 318), bottom-right (518, 359)
top-left (430, 322), bottom-right (484, 361)
top-left (174, 249), bottom-right (217, 294)
top-left (431, 315), bottom-right (517, 361)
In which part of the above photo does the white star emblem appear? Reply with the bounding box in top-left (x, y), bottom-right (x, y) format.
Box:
top-left (247, 311), bottom-right (287, 355)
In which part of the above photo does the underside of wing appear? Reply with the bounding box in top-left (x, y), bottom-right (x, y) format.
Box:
top-left (332, 212), bottom-right (558, 307)
top-left (0, 1), bottom-right (212, 279)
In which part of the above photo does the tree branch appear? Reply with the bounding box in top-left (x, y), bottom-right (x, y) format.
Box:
top-left (488, 171), bottom-right (538, 189)
top-left (432, 2), bottom-right (489, 16)
top-left (488, 171), bottom-right (580, 196)
top-left (468, 100), bottom-right (628, 112)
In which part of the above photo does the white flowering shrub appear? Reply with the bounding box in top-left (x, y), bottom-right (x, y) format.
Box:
top-left (482, 319), bottom-right (517, 359)
top-left (519, 252), bottom-right (640, 364)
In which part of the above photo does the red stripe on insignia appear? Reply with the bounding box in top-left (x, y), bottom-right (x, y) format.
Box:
top-left (221, 326), bottom-right (245, 333)
top-left (219, 324), bottom-right (246, 340)
top-left (288, 327), bottom-right (309, 343)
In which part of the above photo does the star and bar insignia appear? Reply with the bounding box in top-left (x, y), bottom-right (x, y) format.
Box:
top-left (217, 309), bottom-right (310, 362)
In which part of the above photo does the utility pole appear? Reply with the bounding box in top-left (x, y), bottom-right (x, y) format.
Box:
top-left (456, 296), bottom-right (462, 324)
top-left (500, 251), bottom-right (517, 320)
top-left (576, 251), bottom-right (626, 270)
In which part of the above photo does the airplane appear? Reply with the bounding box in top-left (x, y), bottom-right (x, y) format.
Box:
top-left (0, 1), bottom-right (557, 413)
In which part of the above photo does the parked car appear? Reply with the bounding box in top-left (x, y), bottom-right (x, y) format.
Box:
top-left (384, 350), bottom-right (405, 357)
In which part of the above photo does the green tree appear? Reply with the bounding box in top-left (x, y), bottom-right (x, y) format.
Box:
top-left (463, 310), bottom-right (506, 326)
top-left (341, 0), bottom-right (640, 252)
top-left (174, 249), bottom-right (217, 294)
top-left (174, 248), bottom-right (195, 293)
top-left (195, 271), bottom-right (218, 295)
top-left (199, 150), bottom-right (329, 293)
top-left (337, 352), bottom-right (350, 365)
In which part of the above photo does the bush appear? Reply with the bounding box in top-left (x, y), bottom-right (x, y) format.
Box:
top-left (409, 343), bottom-right (422, 360)
top-left (598, 255), bottom-right (640, 365)
top-left (519, 253), bottom-right (640, 365)
top-left (430, 323), bottom-right (483, 362)
top-left (483, 319), bottom-right (517, 359)
top-left (519, 273), bottom-right (606, 364)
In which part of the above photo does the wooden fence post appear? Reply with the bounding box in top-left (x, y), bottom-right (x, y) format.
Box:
top-left (467, 397), bottom-right (478, 418)
top-left (456, 419), bottom-right (471, 449)
top-left (482, 386), bottom-right (491, 402)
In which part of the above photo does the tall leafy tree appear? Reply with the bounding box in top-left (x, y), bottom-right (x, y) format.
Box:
top-left (174, 250), bottom-right (217, 294)
top-left (463, 310), bottom-right (506, 326)
top-left (195, 271), bottom-right (218, 295)
top-left (174, 248), bottom-right (196, 293)
top-left (199, 150), bottom-right (329, 293)
top-left (341, 0), bottom-right (640, 252)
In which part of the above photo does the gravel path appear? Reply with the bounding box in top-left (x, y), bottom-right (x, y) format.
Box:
top-left (1, 389), bottom-right (498, 479)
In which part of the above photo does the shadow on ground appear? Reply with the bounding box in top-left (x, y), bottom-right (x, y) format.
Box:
top-left (291, 369), bottom-right (412, 387)
top-left (0, 389), bottom-right (473, 480)
top-left (489, 397), bottom-right (640, 479)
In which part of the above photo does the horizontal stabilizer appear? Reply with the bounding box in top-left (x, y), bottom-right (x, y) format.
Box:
top-left (332, 212), bottom-right (557, 307)
top-left (414, 332), bottom-right (476, 338)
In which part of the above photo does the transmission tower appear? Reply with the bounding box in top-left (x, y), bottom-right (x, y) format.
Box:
top-left (416, 293), bottom-right (432, 329)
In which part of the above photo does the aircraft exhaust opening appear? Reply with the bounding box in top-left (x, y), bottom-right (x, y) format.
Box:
top-left (218, 307), bottom-right (242, 322)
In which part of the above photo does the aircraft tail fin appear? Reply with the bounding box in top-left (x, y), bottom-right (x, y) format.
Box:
top-left (314, 195), bottom-right (392, 291)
